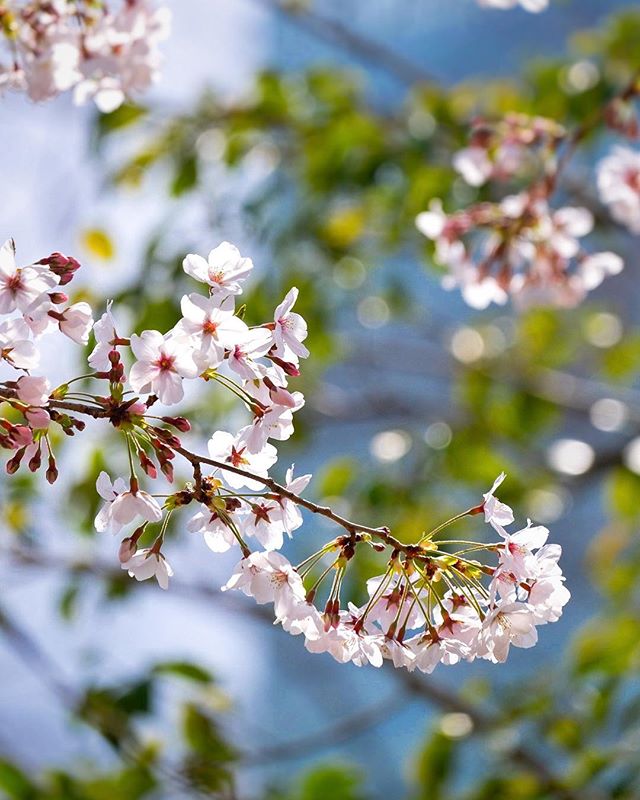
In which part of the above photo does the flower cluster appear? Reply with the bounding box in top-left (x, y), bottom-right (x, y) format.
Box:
top-left (0, 0), bottom-right (170, 111)
top-left (477, 0), bottom-right (548, 10)
top-left (0, 238), bottom-right (92, 470)
top-left (223, 473), bottom-right (569, 671)
top-left (453, 114), bottom-right (565, 187)
top-left (416, 193), bottom-right (623, 309)
top-left (0, 238), bottom-right (567, 673)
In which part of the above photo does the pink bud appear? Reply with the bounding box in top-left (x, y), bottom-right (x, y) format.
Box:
top-left (118, 538), bottom-right (137, 564)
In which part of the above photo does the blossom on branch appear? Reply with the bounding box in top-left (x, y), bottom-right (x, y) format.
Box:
top-left (0, 238), bottom-right (567, 675)
top-left (416, 193), bottom-right (623, 309)
top-left (0, 0), bottom-right (170, 110)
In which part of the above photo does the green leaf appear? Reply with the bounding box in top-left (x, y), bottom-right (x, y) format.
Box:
top-left (298, 765), bottom-right (365, 800)
top-left (96, 104), bottom-right (148, 140)
top-left (0, 760), bottom-right (37, 800)
top-left (152, 661), bottom-right (214, 685)
top-left (170, 155), bottom-right (198, 197)
top-left (607, 468), bottom-right (640, 519)
top-left (414, 730), bottom-right (454, 800)
top-left (319, 458), bottom-right (357, 497)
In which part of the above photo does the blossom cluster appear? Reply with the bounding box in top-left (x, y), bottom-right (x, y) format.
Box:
top-left (416, 71), bottom-right (640, 311)
top-left (416, 193), bottom-right (623, 309)
top-left (223, 474), bottom-right (569, 670)
top-left (0, 238), bottom-right (568, 672)
top-left (0, 0), bottom-right (170, 111)
top-left (0, 238), bottom-right (92, 468)
top-left (453, 114), bottom-right (565, 188)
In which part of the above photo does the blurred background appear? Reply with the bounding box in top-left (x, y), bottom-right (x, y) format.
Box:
top-left (2, 1), bottom-right (640, 798)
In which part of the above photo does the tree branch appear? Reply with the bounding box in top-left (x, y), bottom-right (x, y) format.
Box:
top-left (249, 0), bottom-right (436, 87)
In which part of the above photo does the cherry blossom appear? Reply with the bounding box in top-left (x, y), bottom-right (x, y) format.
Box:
top-left (0, 239), bottom-right (569, 675)
top-left (187, 505), bottom-right (238, 553)
top-left (238, 389), bottom-right (305, 454)
top-left (123, 548), bottom-right (173, 590)
top-left (273, 288), bottom-right (309, 364)
top-left (0, 239), bottom-right (58, 315)
top-left (497, 521), bottom-right (550, 579)
top-left (0, 318), bottom-right (38, 370)
top-left (279, 466), bottom-right (312, 535)
top-left (94, 471), bottom-right (162, 534)
top-left (223, 551), bottom-right (307, 619)
top-left (88, 302), bottom-right (120, 371)
top-left (57, 302), bottom-right (94, 345)
top-left (0, 1), bottom-right (170, 109)
top-left (482, 472), bottom-right (515, 530)
top-left (129, 330), bottom-right (198, 404)
top-left (175, 293), bottom-right (248, 370)
top-left (480, 603), bottom-right (538, 663)
top-left (416, 193), bottom-right (624, 309)
top-left (182, 242), bottom-right (253, 295)
top-left (453, 114), bottom-right (563, 187)
top-left (597, 146), bottom-right (640, 235)
top-left (94, 471), bottom-right (129, 534)
top-left (207, 430), bottom-right (277, 491)
top-left (16, 375), bottom-right (50, 407)
top-left (226, 328), bottom-right (273, 381)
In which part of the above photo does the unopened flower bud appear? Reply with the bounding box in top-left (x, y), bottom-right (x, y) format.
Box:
top-left (46, 455), bottom-right (58, 484)
top-left (161, 416), bottom-right (191, 432)
top-left (28, 446), bottom-right (42, 472)
top-left (118, 537), bottom-right (137, 564)
top-left (160, 460), bottom-right (174, 482)
top-left (38, 252), bottom-right (80, 285)
top-left (6, 447), bottom-right (25, 474)
top-left (138, 451), bottom-right (157, 479)
top-left (269, 355), bottom-right (300, 377)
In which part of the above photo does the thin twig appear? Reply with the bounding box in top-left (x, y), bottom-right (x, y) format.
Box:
top-left (249, 0), bottom-right (435, 87)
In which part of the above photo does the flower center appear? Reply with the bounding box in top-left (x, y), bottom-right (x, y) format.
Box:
top-left (155, 353), bottom-right (175, 372)
top-left (203, 319), bottom-right (218, 336)
top-left (4, 272), bottom-right (22, 295)
top-left (208, 269), bottom-right (225, 284)
top-left (227, 445), bottom-right (249, 467)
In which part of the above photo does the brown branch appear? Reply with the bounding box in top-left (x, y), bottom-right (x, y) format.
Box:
top-left (249, 0), bottom-right (435, 87)
top-left (33, 395), bottom-right (439, 557)
top-left (173, 442), bottom-right (415, 551)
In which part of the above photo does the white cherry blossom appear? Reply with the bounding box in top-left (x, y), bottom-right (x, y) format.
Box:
top-left (123, 548), bottom-right (173, 590)
top-left (0, 238), bottom-right (58, 314)
top-left (482, 472), bottom-right (515, 530)
top-left (207, 430), bottom-right (277, 490)
top-left (176, 293), bottom-right (248, 370)
top-left (16, 375), bottom-right (50, 407)
top-left (182, 242), bottom-right (253, 295)
top-left (273, 288), bottom-right (309, 364)
top-left (88, 302), bottom-right (119, 371)
top-left (0, 318), bottom-right (38, 370)
top-left (129, 330), bottom-right (198, 404)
